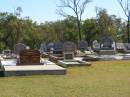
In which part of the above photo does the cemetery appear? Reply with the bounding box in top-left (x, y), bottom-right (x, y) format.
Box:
top-left (0, 0), bottom-right (130, 97)
top-left (0, 39), bottom-right (130, 76)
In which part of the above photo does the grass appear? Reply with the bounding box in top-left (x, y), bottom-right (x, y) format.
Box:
top-left (0, 60), bottom-right (130, 97)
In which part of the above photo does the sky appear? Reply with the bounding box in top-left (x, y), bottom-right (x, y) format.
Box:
top-left (0, 0), bottom-right (127, 23)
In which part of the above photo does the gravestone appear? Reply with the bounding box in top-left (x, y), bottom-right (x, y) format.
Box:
top-left (78, 40), bottom-right (88, 51)
top-left (99, 36), bottom-right (116, 55)
top-left (14, 43), bottom-right (26, 54)
top-left (63, 42), bottom-right (76, 60)
top-left (53, 42), bottom-right (63, 54)
top-left (17, 50), bottom-right (41, 65)
top-left (39, 43), bottom-right (47, 54)
top-left (46, 42), bottom-right (54, 52)
top-left (92, 40), bottom-right (100, 51)
top-left (100, 36), bottom-right (114, 50)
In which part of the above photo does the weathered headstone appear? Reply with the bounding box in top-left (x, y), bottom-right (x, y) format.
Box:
top-left (17, 50), bottom-right (41, 65)
top-left (63, 42), bottom-right (76, 52)
top-left (14, 43), bottom-right (26, 54)
top-left (39, 43), bottom-right (47, 54)
top-left (46, 42), bottom-right (54, 52)
top-left (63, 42), bottom-right (76, 60)
top-left (53, 42), bottom-right (63, 54)
top-left (78, 40), bottom-right (88, 51)
top-left (100, 36), bottom-right (114, 50)
top-left (92, 40), bottom-right (100, 51)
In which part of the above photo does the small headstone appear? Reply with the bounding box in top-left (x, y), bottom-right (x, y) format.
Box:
top-left (100, 36), bottom-right (114, 50)
top-left (39, 43), bottom-right (47, 54)
top-left (78, 40), bottom-right (88, 51)
top-left (17, 50), bottom-right (41, 65)
top-left (92, 40), bottom-right (100, 50)
top-left (14, 43), bottom-right (26, 54)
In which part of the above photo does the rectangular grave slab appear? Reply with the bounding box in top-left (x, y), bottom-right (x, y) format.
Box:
top-left (17, 50), bottom-right (41, 65)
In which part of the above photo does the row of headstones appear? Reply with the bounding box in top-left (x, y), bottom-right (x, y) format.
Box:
top-left (39, 40), bottom-right (89, 54)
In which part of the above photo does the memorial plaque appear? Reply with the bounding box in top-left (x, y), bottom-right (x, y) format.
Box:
top-left (17, 50), bottom-right (41, 65)
top-left (78, 40), bottom-right (88, 51)
top-left (14, 43), bottom-right (26, 54)
top-left (63, 42), bottom-right (76, 52)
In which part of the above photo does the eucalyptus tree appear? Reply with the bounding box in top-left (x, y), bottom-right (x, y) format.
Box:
top-left (117, 0), bottom-right (130, 43)
top-left (57, 0), bottom-right (91, 41)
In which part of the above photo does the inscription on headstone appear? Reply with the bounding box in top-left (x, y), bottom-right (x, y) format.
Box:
top-left (17, 50), bottom-right (41, 65)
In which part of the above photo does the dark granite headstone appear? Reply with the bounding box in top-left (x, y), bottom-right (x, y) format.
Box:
top-left (78, 40), bottom-right (88, 51)
top-left (53, 42), bottom-right (63, 54)
top-left (14, 43), bottom-right (26, 54)
top-left (46, 43), bottom-right (54, 52)
top-left (100, 36), bottom-right (113, 50)
top-left (17, 50), bottom-right (41, 65)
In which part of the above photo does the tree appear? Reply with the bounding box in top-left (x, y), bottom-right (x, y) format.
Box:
top-left (57, 0), bottom-right (91, 41)
top-left (117, 0), bottom-right (130, 43)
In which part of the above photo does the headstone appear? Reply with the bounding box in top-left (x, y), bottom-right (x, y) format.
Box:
top-left (39, 43), bottom-right (47, 54)
top-left (17, 50), bottom-right (41, 65)
top-left (53, 42), bottom-right (63, 54)
top-left (63, 42), bottom-right (76, 52)
top-left (46, 42), bottom-right (54, 52)
top-left (100, 36), bottom-right (114, 50)
top-left (78, 40), bottom-right (88, 51)
top-left (14, 43), bottom-right (26, 54)
top-left (63, 42), bottom-right (76, 60)
top-left (92, 40), bottom-right (100, 50)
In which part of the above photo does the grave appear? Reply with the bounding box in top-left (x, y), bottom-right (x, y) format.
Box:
top-left (99, 36), bottom-right (116, 55)
top-left (2, 50), bottom-right (14, 59)
top-left (17, 49), bottom-right (41, 65)
top-left (49, 42), bottom-right (64, 63)
top-left (78, 40), bottom-right (88, 51)
top-left (1, 49), bottom-right (66, 76)
top-left (39, 43), bottom-right (48, 57)
top-left (92, 40), bottom-right (100, 52)
top-left (58, 42), bottom-right (91, 67)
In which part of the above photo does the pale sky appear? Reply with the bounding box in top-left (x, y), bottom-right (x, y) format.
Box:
top-left (0, 0), bottom-right (127, 23)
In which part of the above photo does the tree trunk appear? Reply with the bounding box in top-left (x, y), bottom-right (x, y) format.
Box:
top-left (127, 16), bottom-right (130, 43)
top-left (77, 19), bottom-right (82, 41)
